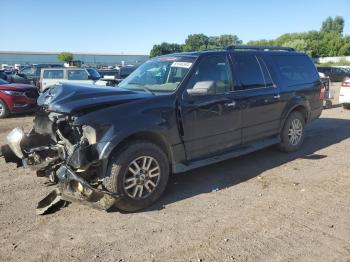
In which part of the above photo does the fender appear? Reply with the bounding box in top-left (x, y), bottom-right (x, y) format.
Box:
top-left (279, 95), bottom-right (311, 132)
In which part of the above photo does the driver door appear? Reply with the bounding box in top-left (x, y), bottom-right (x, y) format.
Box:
top-left (180, 54), bottom-right (242, 161)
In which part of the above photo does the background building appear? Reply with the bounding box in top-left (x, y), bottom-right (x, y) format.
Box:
top-left (0, 51), bottom-right (149, 66)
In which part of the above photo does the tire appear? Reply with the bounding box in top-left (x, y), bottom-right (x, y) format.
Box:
top-left (104, 141), bottom-right (170, 212)
top-left (0, 99), bottom-right (9, 119)
top-left (343, 104), bottom-right (350, 110)
top-left (278, 111), bottom-right (305, 153)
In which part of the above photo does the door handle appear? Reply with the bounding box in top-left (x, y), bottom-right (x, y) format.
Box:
top-left (273, 94), bottom-right (281, 99)
top-left (225, 101), bottom-right (236, 108)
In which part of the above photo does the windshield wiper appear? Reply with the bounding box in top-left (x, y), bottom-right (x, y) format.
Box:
top-left (126, 83), bottom-right (155, 95)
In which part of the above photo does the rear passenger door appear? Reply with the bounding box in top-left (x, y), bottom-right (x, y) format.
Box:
top-left (230, 53), bottom-right (284, 144)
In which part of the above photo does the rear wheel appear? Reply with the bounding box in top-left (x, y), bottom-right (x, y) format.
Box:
top-left (0, 99), bottom-right (9, 119)
top-left (104, 141), bottom-right (170, 212)
top-left (279, 111), bottom-right (305, 152)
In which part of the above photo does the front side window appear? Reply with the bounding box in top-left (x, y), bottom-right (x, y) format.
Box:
top-left (119, 56), bottom-right (196, 93)
top-left (186, 55), bottom-right (233, 94)
top-left (67, 70), bottom-right (89, 80)
top-left (43, 70), bottom-right (64, 79)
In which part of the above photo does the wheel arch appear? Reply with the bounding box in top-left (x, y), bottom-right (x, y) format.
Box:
top-left (107, 131), bottom-right (174, 169)
top-left (280, 104), bottom-right (309, 133)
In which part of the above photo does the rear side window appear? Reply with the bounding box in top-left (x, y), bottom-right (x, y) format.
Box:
top-left (273, 55), bottom-right (319, 87)
top-left (43, 70), bottom-right (64, 79)
top-left (67, 70), bottom-right (89, 80)
top-left (234, 55), bottom-right (272, 90)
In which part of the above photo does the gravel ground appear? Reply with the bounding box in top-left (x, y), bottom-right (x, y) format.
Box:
top-left (0, 84), bottom-right (349, 262)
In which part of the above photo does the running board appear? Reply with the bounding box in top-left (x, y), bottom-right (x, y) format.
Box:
top-left (174, 136), bottom-right (280, 173)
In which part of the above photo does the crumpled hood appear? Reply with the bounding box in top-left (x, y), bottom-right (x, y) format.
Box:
top-left (38, 83), bottom-right (152, 114)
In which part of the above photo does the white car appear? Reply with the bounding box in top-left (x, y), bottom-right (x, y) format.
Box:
top-left (39, 67), bottom-right (105, 92)
top-left (339, 78), bottom-right (350, 109)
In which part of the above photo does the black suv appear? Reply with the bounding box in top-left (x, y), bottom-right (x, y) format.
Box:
top-left (1, 46), bottom-right (323, 213)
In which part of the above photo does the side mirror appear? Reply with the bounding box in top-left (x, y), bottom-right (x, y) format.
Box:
top-left (186, 81), bottom-right (215, 96)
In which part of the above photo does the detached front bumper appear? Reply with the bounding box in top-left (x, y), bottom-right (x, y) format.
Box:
top-left (36, 165), bottom-right (118, 214)
top-left (1, 127), bottom-right (119, 214)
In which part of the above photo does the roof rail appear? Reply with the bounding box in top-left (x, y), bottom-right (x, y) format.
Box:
top-left (225, 45), bottom-right (295, 52)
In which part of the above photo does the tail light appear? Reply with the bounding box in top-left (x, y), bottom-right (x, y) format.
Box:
top-left (319, 83), bottom-right (325, 100)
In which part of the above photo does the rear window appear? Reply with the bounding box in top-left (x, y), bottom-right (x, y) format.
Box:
top-left (43, 70), bottom-right (64, 79)
top-left (273, 55), bottom-right (319, 87)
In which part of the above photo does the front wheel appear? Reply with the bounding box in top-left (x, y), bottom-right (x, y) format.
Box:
top-left (279, 111), bottom-right (305, 152)
top-left (0, 99), bottom-right (9, 119)
top-left (104, 141), bottom-right (170, 212)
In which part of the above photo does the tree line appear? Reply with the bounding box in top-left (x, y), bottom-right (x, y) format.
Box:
top-left (150, 16), bottom-right (350, 58)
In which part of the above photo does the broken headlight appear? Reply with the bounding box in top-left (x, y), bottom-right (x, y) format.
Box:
top-left (6, 128), bottom-right (24, 158)
top-left (82, 125), bottom-right (97, 145)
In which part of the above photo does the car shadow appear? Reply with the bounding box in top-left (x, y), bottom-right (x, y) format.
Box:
top-left (143, 117), bottom-right (350, 212)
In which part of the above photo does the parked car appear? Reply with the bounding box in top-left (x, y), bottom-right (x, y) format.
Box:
top-left (339, 78), bottom-right (350, 109)
top-left (97, 69), bottom-right (119, 78)
top-left (118, 65), bottom-right (137, 79)
top-left (39, 67), bottom-right (102, 91)
top-left (0, 79), bottom-right (38, 118)
top-left (8, 64), bottom-right (62, 87)
top-left (0, 46), bottom-right (323, 213)
top-left (0, 70), bottom-right (8, 81)
top-left (317, 67), bottom-right (350, 82)
top-left (97, 66), bottom-right (137, 86)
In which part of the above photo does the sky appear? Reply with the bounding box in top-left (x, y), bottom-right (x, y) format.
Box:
top-left (1, 0), bottom-right (349, 54)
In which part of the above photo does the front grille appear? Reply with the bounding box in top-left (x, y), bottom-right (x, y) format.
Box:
top-left (25, 89), bottom-right (39, 98)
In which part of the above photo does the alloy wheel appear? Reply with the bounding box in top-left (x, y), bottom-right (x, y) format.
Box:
top-left (123, 156), bottom-right (161, 199)
top-left (288, 118), bottom-right (303, 146)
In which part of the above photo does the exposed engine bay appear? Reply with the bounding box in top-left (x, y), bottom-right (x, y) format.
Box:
top-left (1, 109), bottom-right (118, 214)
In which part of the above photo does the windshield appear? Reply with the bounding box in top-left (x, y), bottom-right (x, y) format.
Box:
top-left (0, 79), bottom-right (9, 85)
top-left (118, 56), bottom-right (196, 93)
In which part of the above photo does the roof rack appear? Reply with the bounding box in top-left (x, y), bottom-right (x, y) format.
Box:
top-left (225, 45), bottom-right (295, 52)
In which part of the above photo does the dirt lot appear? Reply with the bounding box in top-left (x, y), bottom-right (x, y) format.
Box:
top-left (0, 84), bottom-right (350, 262)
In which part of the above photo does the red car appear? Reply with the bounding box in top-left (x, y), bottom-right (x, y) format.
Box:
top-left (0, 79), bottom-right (38, 118)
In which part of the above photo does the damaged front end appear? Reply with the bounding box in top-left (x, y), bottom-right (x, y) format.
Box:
top-left (1, 110), bottom-right (118, 214)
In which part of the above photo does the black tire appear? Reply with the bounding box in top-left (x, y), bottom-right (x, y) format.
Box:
top-left (278, 111), bottom-right (305, 153)
top-left (343, 104), bottom-right (350, 110)
top-left (104, 141), bottom-right (170, 212)
top-left (0, 99), bottom-right (9, 119)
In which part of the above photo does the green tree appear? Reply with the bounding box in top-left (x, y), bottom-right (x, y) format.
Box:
top-left (246, 39), bottom-right (276, 46)
top-left (150, 42), bottom-right (182, 57)
top-left (321, 16), bottom-right (344, 34)
top-left (182, 34), bottom-right (242, 51)
top-left (217, 34), bottom-right (242, 47)
top-left (282, 39), bottom-right (308, 52)
top-left (182, 34), bottom-right (210, 51)
top-left (57, 52), bottom-right (74, 63)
